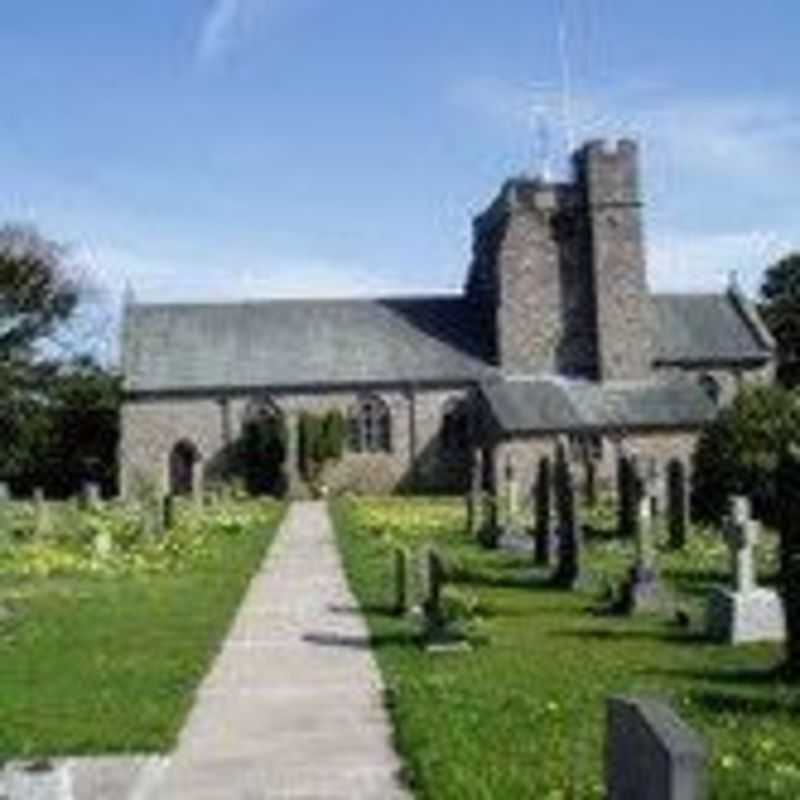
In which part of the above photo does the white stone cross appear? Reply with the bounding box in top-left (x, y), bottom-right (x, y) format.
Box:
top-left (722, 496), bottom-right (760, 595)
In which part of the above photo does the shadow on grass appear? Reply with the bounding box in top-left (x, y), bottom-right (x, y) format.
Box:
top-left (328, 602), bottom-right (398, 618)
top-left (302, 630), bottom-right (417, 651)
top-left (689, 689), bottom-right (800, 717)
top-left (647, 664), bottom-right (793, 686)
top-left (549, 627), bottom-right (711, 647)
top-left (451, 567), bottom-right (554, 592)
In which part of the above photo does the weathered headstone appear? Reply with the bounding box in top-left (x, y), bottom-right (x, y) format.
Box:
top-left (162, 494), bottom-right (176, 534)
top-left (80, 481), bottom-right (102, 511)
top-left (706, 496), bottom-right (785, 643)
top-left (620, 494), bottom-right (666, 613)
top-left (617, 453), bottom-right (643, 539)
top-left (534, 455), bottom-right (554, 566)
top-left (467, 449), bottom-right (484, 537)
top-left (644, 458), bottom-right (661, 518)
top-left (478, 491), bottom-right (499, 549)
top-left (606, 696), bottom-right (709, 800)
top-left (552, 444), bottom-right (582, 589)
top-left (585, 456), bottom-right (597, 508)
top-left (393, 546), bottom-right (409, 616)
top-left (32, 488), bottom-right (49, 535)
top-left (778, 447), bottom-right (800, 673)
top-left (667, 459), bottom-right (689, 550)
top-left (0, 482), bottom-right (10, 502)
top-left (504, 454), bottom-right (518, 533)
top-left (423, 548), bottom-right (446, 633)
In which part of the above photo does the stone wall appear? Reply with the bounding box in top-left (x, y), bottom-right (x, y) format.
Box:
top-left (120, 386), bottom-right (471, 498)
top-left (492, 428), bottom-right (698, 504)
top-left (579, 139), bottom-right (653, 381)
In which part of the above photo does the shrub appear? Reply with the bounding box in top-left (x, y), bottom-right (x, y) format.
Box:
top-left (692, 385), bottom-right (800, 524)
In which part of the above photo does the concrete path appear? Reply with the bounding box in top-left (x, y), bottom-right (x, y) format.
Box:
top-left (149, 501), bottom-right (410, 800)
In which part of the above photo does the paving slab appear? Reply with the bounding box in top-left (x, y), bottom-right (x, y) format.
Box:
top-left (146, 501), bottom-right (410, 800)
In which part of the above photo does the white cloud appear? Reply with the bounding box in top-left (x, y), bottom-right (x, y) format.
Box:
top-left (195, 0), bottom-right (313, 65)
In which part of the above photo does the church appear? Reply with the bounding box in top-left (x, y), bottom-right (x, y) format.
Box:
top-left (119, 139), bottom-right (774, 500)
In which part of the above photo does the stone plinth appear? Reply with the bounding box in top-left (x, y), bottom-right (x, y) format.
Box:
top-left (705, 496), bottom-right (784, 644)
top-left (706, 587), bottom-right (785, 644)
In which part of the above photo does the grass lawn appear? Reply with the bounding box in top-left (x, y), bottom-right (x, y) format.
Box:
top-left (0, 498), bottom-right (285, 758)
top-left (332, 496), bottom-right (800, 800)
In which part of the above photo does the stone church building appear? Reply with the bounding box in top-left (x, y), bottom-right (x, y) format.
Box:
top-left (120, 139), bottom-right (774, 500)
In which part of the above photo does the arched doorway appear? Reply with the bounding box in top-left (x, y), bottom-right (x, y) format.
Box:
top-left (239, 398), bottom-right (287, 496)
top-left (169, 440), bottom-right (201, 496)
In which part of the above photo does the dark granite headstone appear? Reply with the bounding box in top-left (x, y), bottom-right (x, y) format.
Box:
top-left (606, 696), bottom-right (709, 800)
top-left (552, 444), bottom-right (581, 589)
top-left (534, 456), bottom-right (554, 566)
top-left (667, 459), bottom-right (689, 550)
top-left (393, 546), bottom-right (409, 616)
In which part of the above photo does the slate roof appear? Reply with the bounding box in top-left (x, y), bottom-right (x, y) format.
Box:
top-left (651, 293), bottom-right (772, 364)
top-left (123, 296), bottom-right (493, 393)
top-left (123, 290), bottom-right (771, 394)
top-left (481, 376), bottom-right (716, 434)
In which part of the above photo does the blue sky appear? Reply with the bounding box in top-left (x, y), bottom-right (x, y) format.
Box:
top-left (1, 0), bottom-right (798, 351)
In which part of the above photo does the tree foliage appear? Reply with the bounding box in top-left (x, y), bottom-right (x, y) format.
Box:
top-left (0, 224), bottom-right (79, 360)
top-left (692, 384), bottom-right (800, 524)
top-left (760, 252), bottom-right (800, 386)
top-left (0, 224), bottom-right (120, 497)
top-left (238, 414), bottom-right (287, 497)
top-left (298, 410), bottom-right (345, 486)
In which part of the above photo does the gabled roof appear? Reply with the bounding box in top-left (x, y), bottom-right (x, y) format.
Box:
top-left (122, 288), bottom-right (771, 395)
top-left (481, 376), bottom-right (716, 434)
top-left (651, 292), bottom-right (772, 364)
top-left (123, 296), bottom-right (493, 394)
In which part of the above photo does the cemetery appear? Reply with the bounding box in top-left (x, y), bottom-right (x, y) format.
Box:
top-left (332, 478), bottom-right (800, 800)
top-left (0, 490), bottom-right (285, 755)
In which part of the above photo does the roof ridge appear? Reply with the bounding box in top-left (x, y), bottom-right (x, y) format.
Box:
top-left (129, 293), bottom-right (466, 310)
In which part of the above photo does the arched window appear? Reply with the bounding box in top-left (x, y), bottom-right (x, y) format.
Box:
top-left (699, 373), bottom-right (721, 406)
top-left (169, 440), bottom-right (200, 496)
top-left (347, 395), bottom-right (391, 453)
top-left (440, 398), bottom-right (469, 454)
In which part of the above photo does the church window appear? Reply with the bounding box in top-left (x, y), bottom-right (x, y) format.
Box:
top-left (699, 373), bottom-right (721, 406)
top-left (348, 395), bottom-right (391, 453)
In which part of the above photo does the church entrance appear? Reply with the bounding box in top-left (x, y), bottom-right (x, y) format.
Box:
top-left (169, 440), bottom-right (201, 496)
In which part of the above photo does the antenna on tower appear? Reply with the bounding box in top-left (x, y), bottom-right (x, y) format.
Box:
top-left (557, 0), bottom-right (576, 158)
top-left (531, 104), bottom-right (553, 181)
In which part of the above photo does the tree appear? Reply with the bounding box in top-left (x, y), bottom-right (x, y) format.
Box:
top-left (0, 224), bottom-right (80, 361)
top-left (0, 224), bottom-right (120, 496)
top-left (760, 252), bottom-right (800, 386)
top-left (692, 384), bottom-right (800, 524)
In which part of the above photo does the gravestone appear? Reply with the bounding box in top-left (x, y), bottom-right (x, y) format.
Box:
top-left (667, 459), bottom-right (689, 550)
top-left (467, 449), bottom-right (484, 537)
top-left (618, 453), bottom-right (643, 539)
top-left (423, 548), bottom-right (446, 633)
top-left (478, 491), bottom-right (499, 549)
top-left (33, 488), bottom-right (49, 535)
top-left (552, 445), bottom-right (582, 589)
top-left (0, 482), bottom-right (9, 502)
top-left (706, 496), bottom-right (785, 644)
top-left (80, 482), bottom-right (101, 511)
top-left (504, 454), bottom-right (518, 532)
top-left (534, 456), bottom-right (555, 566)
top-left (393, 546), bottom-right (409, 616)
top-left (162, 494), bottom-right (176, 533)
top-left (620, 494), bottom-right (666, 613)
top-left (606, 696), bottom-right (709, 800)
